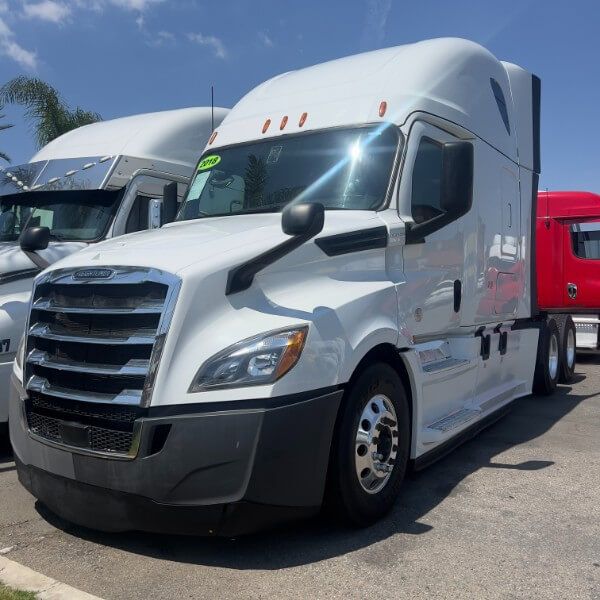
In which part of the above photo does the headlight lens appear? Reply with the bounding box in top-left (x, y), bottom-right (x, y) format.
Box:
top-left (189, 326), bottom-right (308, 392)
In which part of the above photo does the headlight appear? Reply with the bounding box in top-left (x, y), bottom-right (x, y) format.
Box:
top-left (189, 326), bottom-right (308, 392)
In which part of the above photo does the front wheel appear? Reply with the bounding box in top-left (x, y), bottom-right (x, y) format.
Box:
top-left (326, 363), bottom-right (410, 526)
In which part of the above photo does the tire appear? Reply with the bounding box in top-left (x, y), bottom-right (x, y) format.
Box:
top-left (558, 315), bottom-right (577, 383)
top-left (533, 319), bottom-right (560, 395)
top-left (326, 362), bottom-right (410, 526)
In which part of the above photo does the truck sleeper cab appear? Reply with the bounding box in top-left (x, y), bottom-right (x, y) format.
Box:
top-left (537, 191), bottom-right (600, 355)
top-left (10, 38), bottom-right (545, 535)
top-left (0, 107), bottom-right (228, 430)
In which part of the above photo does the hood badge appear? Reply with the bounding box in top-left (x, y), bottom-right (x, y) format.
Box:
top-left (73, 268), bottom-right (114, 281)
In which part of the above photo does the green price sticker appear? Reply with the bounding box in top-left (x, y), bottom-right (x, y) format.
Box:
top-left (198, 155), bottom-right (221, 171)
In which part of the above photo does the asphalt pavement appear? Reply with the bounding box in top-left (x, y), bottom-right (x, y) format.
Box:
top-left (1, 356), bottom-right (599, 600)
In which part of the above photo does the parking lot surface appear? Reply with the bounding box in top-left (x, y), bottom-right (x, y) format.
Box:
top-left (1, 357), bottom-right (599, 600)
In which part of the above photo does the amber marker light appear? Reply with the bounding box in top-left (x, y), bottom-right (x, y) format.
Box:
top-left (299, 112), bottom-right (308, 127)
top-left (379, 101), bottom-right (388, 117)
top-left (274, 328), bottom-right (308, 380)
top-left (280, 115), bottom-right (288, 130)
top-left (208, 131), bottom-right (218, 145)
top-left (262, 119), bottom-right (272, 133)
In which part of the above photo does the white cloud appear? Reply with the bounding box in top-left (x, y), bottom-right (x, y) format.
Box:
top-left (147, 29), bottom-right (174, 47)
top-left (72, 0), bottom-right (163, 11)
top-left (23, 1), bottom-right (71, 23)
top-left (109, 0), bottom-right (163, 10)
top-left (0, 16), bottom-right (38, 69)
top-left (258, 30), bottom-right (273, 48)
top-left (361, 0), bottom-right (392, 49)
top-left (188, 32), bottom-right (226, 59)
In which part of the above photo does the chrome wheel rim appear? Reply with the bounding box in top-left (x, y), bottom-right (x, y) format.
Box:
top-left (549, 333), bottom-right (559, 380)
top-left (354, 394), bottom-right (398, 495)
top-left (566, 329), bottom-right (576, 369)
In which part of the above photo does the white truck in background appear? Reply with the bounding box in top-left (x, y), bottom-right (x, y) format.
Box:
top-left (0, 107), bottom-right (228, 432)
top-left (11, 38), bottom-right (546, 535)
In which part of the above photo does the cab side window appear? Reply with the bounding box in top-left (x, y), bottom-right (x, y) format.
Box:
top-left (125, 195), bottom-right (151, 233)
top-left (571, 223), bottom-right (600, 259)
top-left (411, 138), bottom-right (444, 224)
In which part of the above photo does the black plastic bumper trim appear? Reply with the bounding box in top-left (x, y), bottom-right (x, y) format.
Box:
top-left (16, 457), bottom-right (318, 536)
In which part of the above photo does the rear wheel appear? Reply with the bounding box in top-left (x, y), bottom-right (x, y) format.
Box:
top-left (533, 319), bottom-right (560, 395)
top-left (326, 363), bottom-right (410, 526)
top-left (558, 316), bottom-right (577, 383)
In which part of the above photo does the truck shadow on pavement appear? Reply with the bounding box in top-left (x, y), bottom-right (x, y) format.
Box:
top-left (36, 371), bottom-right (598, 570)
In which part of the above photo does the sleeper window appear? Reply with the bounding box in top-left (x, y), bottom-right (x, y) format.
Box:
top-left (411, 138), bottom-right (444, 224)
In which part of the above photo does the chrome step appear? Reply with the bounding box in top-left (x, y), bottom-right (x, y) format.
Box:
top-left (27, 350), bottom-right (149, 377)
top-left (26, 375), bottom-right (142, 406)
top-left (28, 323), bottom-right (156, 346)
top-left (427, 408), bottom-right (479, 432)
top-left (422, 357), bottom-right (469, 373)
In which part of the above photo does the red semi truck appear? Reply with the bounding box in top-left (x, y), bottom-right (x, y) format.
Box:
top-left (536, 190), bottom-right (600, 375)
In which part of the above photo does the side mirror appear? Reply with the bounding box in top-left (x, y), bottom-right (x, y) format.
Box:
top-left (282, 202), bottom-right (325, 238)
top-left (161, 181), bottom-right (178, 225)
top-left (20, 226), bottom-right (50, 252)
top-left (406, 141), bottom-right (473, 244)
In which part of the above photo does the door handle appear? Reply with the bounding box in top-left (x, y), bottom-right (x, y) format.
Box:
top-left (567, 283), bottom-right (578, 299)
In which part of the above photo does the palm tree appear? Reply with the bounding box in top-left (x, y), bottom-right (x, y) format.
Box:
top-left (0, 105), bottom-right (13, 163)
top-left (0, 77), bottom-right (101, 149)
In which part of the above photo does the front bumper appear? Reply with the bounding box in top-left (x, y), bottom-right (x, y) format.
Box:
top-left (10, 376), bottom-right (343, 535)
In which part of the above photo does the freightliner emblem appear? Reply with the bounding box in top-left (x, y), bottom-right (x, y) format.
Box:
top-left (72, 268), bottom-right (114, 280)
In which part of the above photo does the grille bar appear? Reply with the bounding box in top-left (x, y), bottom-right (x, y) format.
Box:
top-left (27, 375), bottom-right (143, 406)
top-left (27, 350), bottom-right (149, 377)
top-left (32, 297), bottom-right (163, 315)
top-left (29, 322), bottom-right (156, 345)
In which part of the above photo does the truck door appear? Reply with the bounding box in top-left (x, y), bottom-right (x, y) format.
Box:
top-left (565, 220), bottom-right (600, 309)
top-left (398, 121), bottom-right (466, 338)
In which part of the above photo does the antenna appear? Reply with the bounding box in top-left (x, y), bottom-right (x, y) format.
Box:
top-left (211, 85), bottom-right (214, 132)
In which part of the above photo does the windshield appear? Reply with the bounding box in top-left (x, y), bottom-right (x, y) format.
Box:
top-left (177, 125), bottom-right (400, 221)
top-left (0, 189), bottom-right (122, 242)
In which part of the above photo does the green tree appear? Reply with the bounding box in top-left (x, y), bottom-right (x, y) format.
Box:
top-left (0, 77), bottom-right (101, 149)
top-left (0, 104), bottom-right (13, 163)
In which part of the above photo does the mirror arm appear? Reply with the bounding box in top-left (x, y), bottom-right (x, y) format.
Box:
top-left (22, 249), bottom-right (50, 270)
top-left (225, 233), bottom-right (309, 295)
top-left (405, 212), bottom-right (452, 244)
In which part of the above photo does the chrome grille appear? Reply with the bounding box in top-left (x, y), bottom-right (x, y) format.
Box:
top-left (24, 266), bottom-right (180, 457)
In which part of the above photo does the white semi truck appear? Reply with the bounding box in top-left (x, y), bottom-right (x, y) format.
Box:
top-left (10, 38), bottom-right (545, 535)
top-left (0, 107), bottom-right (228, 433)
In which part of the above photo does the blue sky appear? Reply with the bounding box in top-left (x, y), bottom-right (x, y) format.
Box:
top-left (0, 0), bottom-right (598, 192)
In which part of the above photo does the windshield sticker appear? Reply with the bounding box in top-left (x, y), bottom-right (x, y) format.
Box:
top-left (198, 155), bottom-right (221, 171)
top-left (266, 146), bottom-right (283, 164)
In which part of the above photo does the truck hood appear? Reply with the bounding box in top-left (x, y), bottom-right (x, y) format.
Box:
top-left (0, 241), bottom-right (88, 279)
top-left (50, 212), bottom-right (383, 277)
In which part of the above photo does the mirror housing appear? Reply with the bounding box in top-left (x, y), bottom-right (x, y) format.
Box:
top-left (20, 226), bottom-right (50, 252)
top-left (161, 181), bottom-right (178, 225)
top-left (406, 141), bottom-right (474, 244)
top-left (282, 202), bottom-right (325, 238)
